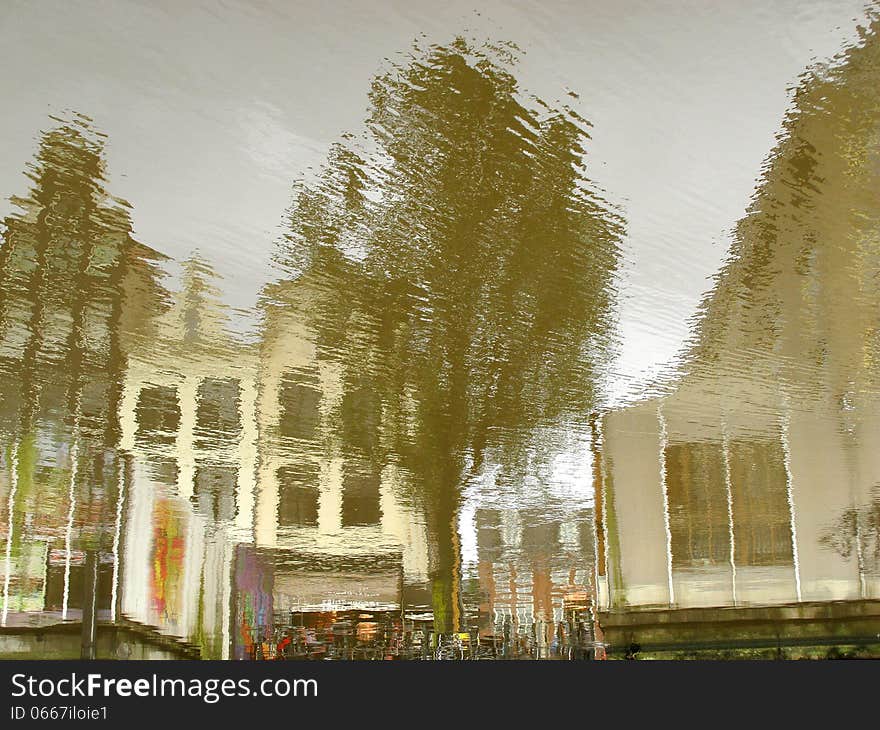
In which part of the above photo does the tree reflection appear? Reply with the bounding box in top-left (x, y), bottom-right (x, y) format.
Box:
top-left (677, 14), bottom-right (880, 589)
top-left (689, 14), bottom-right (880, 406)
top-left (268, 39), bottom-right (622, 631)
top-left (0, 114), bottom-right (167, 614)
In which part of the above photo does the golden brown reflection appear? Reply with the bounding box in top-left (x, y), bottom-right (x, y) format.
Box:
top-left (0, 114), bottom-right (168, 628)
top-left (596, 12), bottom-right (880, 656)
top-left (2, 14), bottom-right (880, 660)
top-left (262, 38), bottom-right (621, 635)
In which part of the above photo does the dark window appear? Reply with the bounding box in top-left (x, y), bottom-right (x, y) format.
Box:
top-left (340, 385), bottom-right (380, 455)
top-left (341, 470), bottom-right (381, 526)
top-left (665, 442), bottom-right (730, 568)
top-left (730, 440), bottom-right (793, 567)
top-left (278, 369), bottom-right (321, 440)
top-left (135, 384), bottom-right (180, 443)
top-left (195, 378), bottom-right (241, 437)
top-left (276, 463), bottom-right (320, 527)
top-left (44, 561), bottom-right (113, 611)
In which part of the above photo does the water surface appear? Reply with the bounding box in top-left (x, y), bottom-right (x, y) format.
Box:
top-left (1, 0), bottom-right (879, 659)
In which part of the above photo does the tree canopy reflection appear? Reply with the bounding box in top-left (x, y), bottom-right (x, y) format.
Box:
top-left (0, 114), bottom-right (167, 613)
top-left (266, 39), bottom-right (623, 630)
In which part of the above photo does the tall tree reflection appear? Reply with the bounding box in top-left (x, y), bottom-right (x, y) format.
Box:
top-left (0, 114), bottom-right (167, 616)
top-left (269, 39), bottom-right (622, 631)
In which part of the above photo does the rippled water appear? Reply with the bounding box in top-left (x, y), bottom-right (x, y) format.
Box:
top-left (1, 0), bottom-right (880, 659)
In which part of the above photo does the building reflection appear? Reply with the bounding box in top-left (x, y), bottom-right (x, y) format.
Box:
top-left (1, 38), bottom-right (617, 658)
top-left (594, 15), bottom-right (880, 655)
top-left (115, 254), bottom-right (255, 658)
top-left (0, 113), bottom-right (168, 641)
top-left (3, 15), bottom-right (880, 659)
